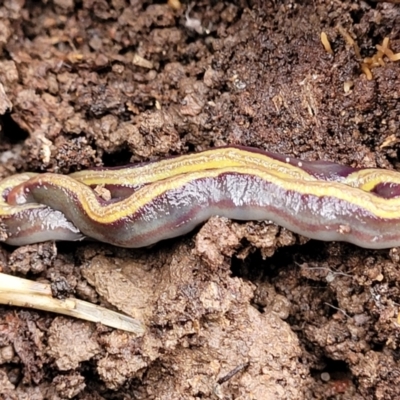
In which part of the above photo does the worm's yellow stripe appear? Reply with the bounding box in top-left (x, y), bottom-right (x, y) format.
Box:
top-left (70, 147), bottom-right (316, 186)
top-left (22, 166), bottom-right (400, 224)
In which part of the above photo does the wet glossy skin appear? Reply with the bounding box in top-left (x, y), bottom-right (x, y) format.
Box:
top-left (3, 146), bottom-right (400, 248)
top-left (0, 174), bottom-right (83, 245)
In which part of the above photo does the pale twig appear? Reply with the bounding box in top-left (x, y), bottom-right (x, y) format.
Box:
top-left (0, 273), bottom-right (145, 335)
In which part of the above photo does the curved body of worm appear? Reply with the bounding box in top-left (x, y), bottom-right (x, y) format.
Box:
top-left (4, 146), bottom-right (400, 248)
top-left (0, 174), bottom-right (84, 245)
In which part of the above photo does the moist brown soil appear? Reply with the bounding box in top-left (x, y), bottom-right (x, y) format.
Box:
top-left (0, 0), bottom-right (400, 399)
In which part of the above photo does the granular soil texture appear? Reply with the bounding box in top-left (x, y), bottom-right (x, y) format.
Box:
top-left (0, 0), bottom-right (399, 399)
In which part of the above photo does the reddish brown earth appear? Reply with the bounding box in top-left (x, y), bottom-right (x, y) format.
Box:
top-left (0, 0), bottom-right (400, 399)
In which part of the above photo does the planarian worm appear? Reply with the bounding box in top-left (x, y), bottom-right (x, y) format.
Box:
top-left (3, 146), bottom-right (400, 248)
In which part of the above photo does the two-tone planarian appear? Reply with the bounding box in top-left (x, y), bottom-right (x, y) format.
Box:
top-left (2, 146), bottom-right (400, 249)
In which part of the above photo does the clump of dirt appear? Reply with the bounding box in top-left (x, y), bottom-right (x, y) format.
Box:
top-left (0, 0), bottom-right (400, 399)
